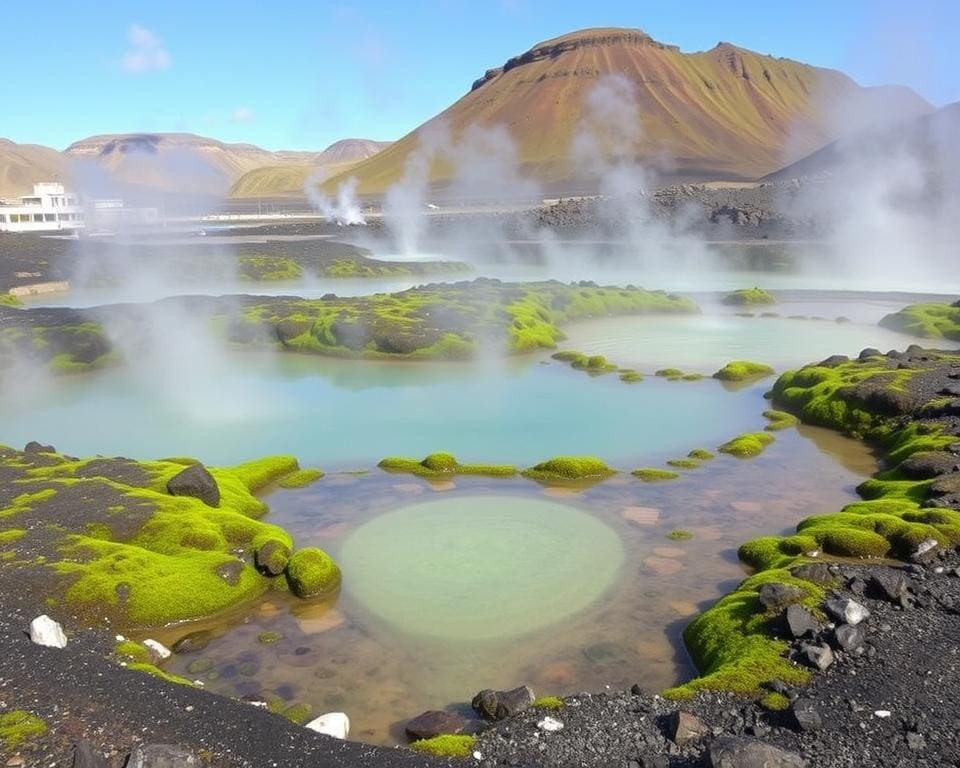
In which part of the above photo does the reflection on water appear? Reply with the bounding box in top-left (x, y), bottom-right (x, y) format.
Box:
top-left (152, 426), bottom-right (875, 744)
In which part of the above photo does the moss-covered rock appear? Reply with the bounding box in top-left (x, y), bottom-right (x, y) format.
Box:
top-left (687, 449), bottom-right (715, 461)
top-left (632, 468), bottom-right (681, 482)
top-left (285, 547), bottom-right (341, 599)
top-left (521, 456), bottom-right (616, 482)
top-left (762, 409), bottom-right (798, 431)
top-left (722, 288), bottom-right (776, 306)
top-left (277, 468), bottom-right (324, 488)
top-left (410, 735), bottom-right (478, 758)
top-left (532, 696), bottom-right (565, 710)
top-left (666, 458), bottom-right (701, 469)
top-left (879, 302), bottom-right (960, 341)
top-left (718, 433), bottom-right (775, 458)
top-left (254, 536), bottom-right (292, 576)
top-left (0, 710), bottom-right (47, 752)
top-left (378, 453), bottom-right (516, 478)
top-left (666, 529), bottom-right (693, 540)
top-left (713, 360), bottom-right (775, 382)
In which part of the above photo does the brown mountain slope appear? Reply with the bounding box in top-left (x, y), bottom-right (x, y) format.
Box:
top-left (64, 133), bottom-right (318, 196)
top-left (229, 138), bottom-right (392, 198)
top-left (0, 139), bottom-right (66, 198)
top-left (325, 27), bottom-right (931, 196)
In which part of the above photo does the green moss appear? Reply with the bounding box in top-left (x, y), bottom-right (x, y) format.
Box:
top-left (681, 373), bottom-right (705, 381)
top-left (760, 692), bottom-right (791, 711)
top-left (619, 370), bottom-right (644, 383)
top-left (662, 570), bottom-right (819, 700)
top-left (687, 449), bottom-right (715, 460)
top-left (258, 631), bottom-right (282, 645)
top-left (655, 368), bottom-right (684, 378)
top-left (0, 710), bottom-right (47, 752)
top-left (277, 468), bottom-right (324, 488)
top-left (0, 293), bottom-right (23, 308)
top-left (378, 453), bottom-right (517, 478)
top-left (718, 432), bottom-right (775, 458)
top-left (722, 288), bottom-right (776, 306)
top-left (632, 468), bottom-right (681, 482)
top-left (253, 535), bottom-right (293, 575)
top-left (115, 639), bottom-right (153, 664)
top-left (186, 658), bottom-right (213, 674)
top-left (533, 696), bottom-right (565, 710)
top-left (521, 456), bottom-right (616, 482)
top-left (237, 254), bottom-right (303, 282)
top-left (282, 703), bottom-right (312, 724)
top-left (410, 735), bottom-right (478, 758)
top-left (713, 360), bottom-right (775, 381)
top-left (879, 302), bottom-right (960, 341)
top-left (666, 458), bottom-right (700, 469)
top-left (285, 547), bottom-right (341, 599)
top-left (0, 529), bottom-right (26, 546)
top-left (738, 535), bottom-right (819, 571)
top-left (666, 529), bottom-right (693, 540)
top-left (127, 661), bottom-right (195, 687)
top-left (763, 410), bottom-right (798, 431)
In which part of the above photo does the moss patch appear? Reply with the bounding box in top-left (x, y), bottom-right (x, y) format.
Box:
top-left (718, 432), bottom-right (775, 458)
top-left (763, 409), bottom-right (798, 431)
top-left (688, 449), bottom-right (715, 460)
top-left (410, 735), bottom-right (478, 758)
top-left (879, 302), bottom-right (960, 341)
top-left (666, 529), bottom-right (693, 540)
top-left (522, 456), bottom-right (616, 483)
top-left (0, 710), bottom-right (47, 753)
top-left (632, 468), bottom-right (681, 482)
top-left (378, 452), bottom-right (516, 478)
top-left (667, 458), bottom-right (700, 469)
top-left (713, 360), bottom-right (775, 382)
top-left (533, 696), bottom-right (565, 710)
top-left (286, 547), bottom-right (341, 598)
top-left (722, 288), bottom-right (776, 306)
top-left (277, 468), bottom-right (324, 488)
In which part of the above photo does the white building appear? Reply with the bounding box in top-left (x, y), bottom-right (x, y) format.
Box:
top-left (0, 183), bottom-right (84, 232)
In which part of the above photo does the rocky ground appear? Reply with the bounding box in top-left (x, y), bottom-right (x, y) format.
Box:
top-left (470, 551), bottom-right (960, 768)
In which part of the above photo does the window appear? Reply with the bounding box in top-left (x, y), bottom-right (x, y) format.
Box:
top-left (0, 214), bottom-right (6, 223)
top-left (33, 214), bottom-right (43, 222)
top-left (44, 213), bottom-right (55, 222)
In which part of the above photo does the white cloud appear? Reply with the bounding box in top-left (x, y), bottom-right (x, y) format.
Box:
top-left (122, 24), bottom-right (171, 74)
top-left (230, 107), bottom-right (256, 124)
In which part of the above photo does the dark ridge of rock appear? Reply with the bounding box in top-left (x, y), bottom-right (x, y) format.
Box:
top-left (166, 464), bottom-right (220, 508)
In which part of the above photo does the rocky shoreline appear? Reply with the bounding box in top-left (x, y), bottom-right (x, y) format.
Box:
top-left (2, 343), bottom-right (960, 766)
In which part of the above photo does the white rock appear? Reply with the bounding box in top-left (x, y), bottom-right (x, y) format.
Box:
top-left (115, 634), bottom-right (126, 642)
top-left (537, 716), bottom-right (564, 732)
top-left (914, 538), bottom-right (939, 558)
top-left (29, 615), bottom-right (67, 649)
top-left (875, 710), bottom-right (892, 719)
top-left (472, 751), bottom-right (483, 760)
top-left (143, 639), bottom-right (171, 660)
top-left (305, 712), bottom-right (350, 740)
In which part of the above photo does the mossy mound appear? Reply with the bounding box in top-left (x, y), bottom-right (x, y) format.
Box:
top-left (522, 456), bottom-right (616, 483)
top-left (688, 449), bottom-right (715, 461)
top-left (533, 696), bottom-right (565, 710)
top-left (632, 468), bottom-right (681, 482)
top-left (0, 447), bottom-right (326, 628)
top-left (285, 547), bottom-right (341, 599)
top-left (713, 360), bottom-right (775, 382)
top-left (619, 370), bottom-right (644, 383)
top-left (378, 453), bottom-right (517, 478)
top-left (410, 735), bottom-right (478, 758)
top-left (879, 302), bottom-right (960, 341)
top-left (718, 432), bottom-right (775, 458)
top-left (763, 409), bottom-right (798, 431)
top-left (114, 639), bottom-right (153, 665)
top-left (277, 468), bottom-right (325, 488)
top-left (666, 458), bottom-right (700, 469)
top-left (0, 710), bottom-right (47, 752)
top-left (655, 368), bottom-right (684, 378)
top-left (722, 288), bottom-right (776, 306)
top-left (666, 529), bottom-right (693, 540)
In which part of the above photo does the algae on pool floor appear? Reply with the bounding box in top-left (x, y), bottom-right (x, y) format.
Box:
top-left (339, 496), bottom-right (624, 640)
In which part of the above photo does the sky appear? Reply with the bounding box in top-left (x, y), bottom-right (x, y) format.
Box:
top-left (1, 0), bottom-right (957, 151)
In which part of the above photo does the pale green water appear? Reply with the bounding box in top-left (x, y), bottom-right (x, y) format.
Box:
top-left (340, 496), bottom-right (624, 640)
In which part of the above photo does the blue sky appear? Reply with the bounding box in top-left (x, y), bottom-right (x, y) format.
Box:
top-left (2, 0), bottom-right (957, 151)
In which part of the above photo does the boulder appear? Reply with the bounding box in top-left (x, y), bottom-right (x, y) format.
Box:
top-left (305, 712), bottom-right (350, 740)
top-left (70, 741), bottom-right (109, 768)
top-left (799, 642), bottom-right (834, 671)
top-left (24, 441), bottom-right (56, 454)
top-left (708, 737), bottom-right (807, 768)
top-left (536, 716), bottom-right (564, 732)
top-left (833, 624), bottom-right (866, 652)
top-left (789, 563), bottom-right (835, 586)
top-left (898, 452), bottom-right (959, 480)
top-left (472, 686), bottom-right (535, 721)
top-left (29, 614), bottom-right (67, 649)
top-left (143, 638), bottom-right (171, 661)
top-left (172, 630), bottom-right (212, 654)
top-left (911, 537), bottom-right (941, 563)
top-left (867, 571), bottom-right (912, 604)
top-left (405, 710), bottom-right (468, 740)
top-left (166, 464), bottom-right (220, 507)
top-left (667, 710), bottom-right (708, 745)
top-left (820, 354), bottom-right (850, 367)
top-left (757, 583), bottom-right (804, 611)
top-left (858, 348), bottom-right (882, 361)
top-left (783, 604), bottom-right (818, 639)
top-left (126, 745), bottom-right (199, 768)
top-left (824, 597), bottom-right (870, 626)
top-left (790, 698), bottom-right (823, 731)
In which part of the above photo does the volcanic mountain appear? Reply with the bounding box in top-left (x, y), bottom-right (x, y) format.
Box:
top-left (229, 138), bottom-right (392, 198)
top-left (0, 139), bottom-right (66, 198)
top-left (324, 27), bottom-right (931, 196)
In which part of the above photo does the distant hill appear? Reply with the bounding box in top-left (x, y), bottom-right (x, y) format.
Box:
top-left (229, 139), bottom-right (392, 198)
top-left (0, 139), bottom-right (66, 198)
top-left (762, 102), bottom-right (960, 182)
top-left (324, 27), bottom-right (931, 196)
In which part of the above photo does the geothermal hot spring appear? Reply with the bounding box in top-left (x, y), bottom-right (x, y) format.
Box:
top-left (5, 236), bottom-right (959, 744)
